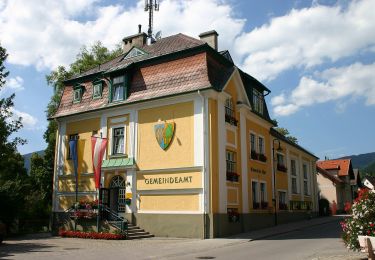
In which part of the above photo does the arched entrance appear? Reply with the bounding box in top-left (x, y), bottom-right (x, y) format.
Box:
top-left (109, 175), bottom-right (126, 213)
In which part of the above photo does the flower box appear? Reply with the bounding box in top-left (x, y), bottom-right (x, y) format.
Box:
top-left (261, 201), bottom-right (268, 209)
top-left (258, 154), bottom-right (267, 162)
top-left (253, 202), bottom-right (260, 209)
top-left (358, 235), bottom-right (375, 253)
top-left (226, 172), bottom-right (239, 182)
top-left (225, 114), bottom-right (238, 126)
top-left (277, 164), bottom-right (287, 172)
top-left (250, 151), bottom-right (258, 160)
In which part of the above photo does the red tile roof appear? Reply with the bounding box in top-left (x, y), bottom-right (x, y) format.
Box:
top-left (316, 166), bottom-right (343, 184)
top-left (53, 35), bottom-right (234, 118)
top-left (316, 159), bottom-right (352, 177)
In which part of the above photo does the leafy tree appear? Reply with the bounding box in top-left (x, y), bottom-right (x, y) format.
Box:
top-left (272, 119), bottom-right (298, 144)
top-left (38, 41), bottom-right (122, 212)
top-left (0, 44), bottom-right (29, 227)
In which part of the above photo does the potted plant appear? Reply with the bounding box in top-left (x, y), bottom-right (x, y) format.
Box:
top-left (250, 150), bottom-right (258, 160)
top-left (258, 153), bottom-right (267, 162)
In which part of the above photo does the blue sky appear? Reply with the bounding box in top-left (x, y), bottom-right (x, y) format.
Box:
top-left (1, 0), bottom-right (374, 159)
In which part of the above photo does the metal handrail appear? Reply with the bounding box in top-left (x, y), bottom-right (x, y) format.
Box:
top-left (100, 205), bottom-right (128, 235)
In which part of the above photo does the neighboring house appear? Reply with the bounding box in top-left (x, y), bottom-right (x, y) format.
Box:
top-left (51, 29), bottom-right (319, 238)
top-left (316, 159), bottom-right (355, 212)
top-left (351, 168), bottom-right (363, 198)
top-left (363, 176), bottom-right (375, 191)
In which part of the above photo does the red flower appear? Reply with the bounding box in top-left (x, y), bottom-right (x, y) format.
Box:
top-left (59, 229), bottom-right (125, 240)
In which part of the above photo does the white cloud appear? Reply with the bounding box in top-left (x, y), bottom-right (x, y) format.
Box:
top-left (0, 0), bottom-right (244, 71)
top-left (12, 109), bottom-right (38, 129)
top-left (272, 62), bottom-right (375, 116)
top-left (0, 76), bottom-right (24, 96)
top-left (234, 0), bottom-right (375, 81)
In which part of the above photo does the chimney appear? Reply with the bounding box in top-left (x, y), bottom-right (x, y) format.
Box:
top-left (122, 25), bottom-right (147, 53)
top-left (199, 30), bottom-right (219, 51)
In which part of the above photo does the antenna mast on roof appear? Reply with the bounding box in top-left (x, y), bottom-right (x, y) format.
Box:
top-left (145, 0), bottom-right (159, 39)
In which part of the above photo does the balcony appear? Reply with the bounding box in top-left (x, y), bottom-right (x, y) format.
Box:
top-left (250, 151), bottom-right (267, 162)
top-left (225, 114), bottom-right (238, 126)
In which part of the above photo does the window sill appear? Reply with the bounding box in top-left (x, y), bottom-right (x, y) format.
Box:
top-left (109, 154), bottom-right (128, 159)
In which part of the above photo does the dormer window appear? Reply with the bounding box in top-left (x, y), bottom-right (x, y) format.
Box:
top-left (73, 85), bottom-right (83, 103)
top-left (253, 89), bottom-right (264, 115)
top-left (124, 47), bottom-right (146, 60)
top-left (93, 81), bottom-right (103, 99)
top-left (112, 76), bottom-right (125, 102)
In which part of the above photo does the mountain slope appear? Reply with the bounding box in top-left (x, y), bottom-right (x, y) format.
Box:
top-left (23, 150), bottom-right (45, 174)
top-left (339, 152), bottom-right (375, 169)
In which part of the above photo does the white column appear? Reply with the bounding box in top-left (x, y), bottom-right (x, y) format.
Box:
top-left (126, 169), bottom-right (136, 213)
top-left (218, 96), bottom-right (227, 213)
top-left (239, 109), bottom-right (248, 213)
top-left (299, 154), bottom-right (304, 201)
top-left (286, 148), bottom-right (291, 201)
top-left (128, 110), bottom-right (135, 159)
top-left (100, 115), bottom-right (108, 159)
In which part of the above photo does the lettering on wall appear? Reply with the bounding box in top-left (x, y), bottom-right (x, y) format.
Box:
top-left (250, 167), bottom-right (267, 175)
top-left (144, 176), bottom-right (193, 185)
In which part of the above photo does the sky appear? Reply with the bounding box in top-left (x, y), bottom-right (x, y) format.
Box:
top-left (1, 0), bottom-right (374, 159)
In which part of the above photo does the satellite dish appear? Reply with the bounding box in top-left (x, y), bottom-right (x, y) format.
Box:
top-left (155, 31), bottom-right (162, 40)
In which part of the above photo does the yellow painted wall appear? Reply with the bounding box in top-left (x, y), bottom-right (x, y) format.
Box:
top-left (139, 194), bottom-right (199, 211)
top-left (59, 195), bottom-right (95, 210)
top-left (226, 129), bottom-right (235, 145)
top-left (247, 118), bottom-right (273, 210)
top-left (137, 171), bottom-right (202, 190)
top-left (58, 176), bottom-right (95, 192)
top-left (64, 118), bottom-right (100, 175)
top-left (209, 98), bottom-right (219, 214)
top-left (137, 102), bottom-right (194, 170)
top-left (224, 78), bottom-right (243, 212)
top-left (227, 187), bottom-right (238, 205)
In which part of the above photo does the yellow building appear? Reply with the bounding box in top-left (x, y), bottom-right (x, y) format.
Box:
top-left (51, 30), bottom-right (318, 238)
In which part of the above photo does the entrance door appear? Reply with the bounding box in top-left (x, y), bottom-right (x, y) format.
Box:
top-left (109, 188), bottom-right (119, 213)
top-left (109, 175), bottom-right (126, 213)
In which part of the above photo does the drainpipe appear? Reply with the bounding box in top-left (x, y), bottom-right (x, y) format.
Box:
top-left (198, 90), bottom-right (208, 239)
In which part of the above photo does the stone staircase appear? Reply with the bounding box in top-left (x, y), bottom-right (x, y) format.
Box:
top-left (126, 223), bottom-right (154, 240)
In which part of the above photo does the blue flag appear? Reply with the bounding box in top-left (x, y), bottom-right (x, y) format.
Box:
top-left (69, 139), bottom-right (78, 177)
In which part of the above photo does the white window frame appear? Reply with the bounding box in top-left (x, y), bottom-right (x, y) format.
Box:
top-left (250, 132), bottom-right (257, 153)
top-left (290, 158), bottom-right (299, 194)
top-left (278, 189), bottom-right (288, 209)
top-left (251, 180), bottom-right (268, 209)
top-left (73, 88), bottom-right (82, 103)
top-left (251, 180), bottom-right (259, 204)
top-left (112, 76), bottom-right (125, 102)
top-left (108, 123), bottom-right (127, 156)
top-left (258, 135), bottom-right (265, 155)
top-left (93, 82), bottom-right (102, 99)
top-left (253, 89), bottom-right (264, 115)
top-left (303, 162), bottom-right (310, 196)
top-left (259, 181), bottom-right (267, 203)
top-left (276, 152), bottom-right (285, 166)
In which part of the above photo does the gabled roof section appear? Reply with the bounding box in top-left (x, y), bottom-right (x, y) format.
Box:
top-left (316, 166), bottom-right (343, 184)
top-left (317, 159), bottom-right (355, 179)
top-left (123, 47), bottom-right (147, 60)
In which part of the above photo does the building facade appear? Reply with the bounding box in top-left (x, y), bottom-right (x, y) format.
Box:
top-left (51, 30), bottom-right (319, 238)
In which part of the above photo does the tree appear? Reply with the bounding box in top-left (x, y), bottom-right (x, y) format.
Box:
top-left (39, 41), bottom-right (122, 211)
top-left (272, 119), bottom-right (298, 144)
top-left (0, 44), bottom-right (29, 227)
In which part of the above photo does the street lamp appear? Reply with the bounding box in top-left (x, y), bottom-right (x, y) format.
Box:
top-left (272, 138), bottom-right (282, 226)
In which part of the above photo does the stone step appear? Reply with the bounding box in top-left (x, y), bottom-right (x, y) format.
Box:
top-left (126, 233), bottom-right (154, 240)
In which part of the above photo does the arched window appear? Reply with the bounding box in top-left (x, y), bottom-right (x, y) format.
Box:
top-left (110, 176), bottom-right (126, 212)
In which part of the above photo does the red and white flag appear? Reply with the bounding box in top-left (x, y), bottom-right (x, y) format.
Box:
top-left (91, 136), bottom-right (108, 189)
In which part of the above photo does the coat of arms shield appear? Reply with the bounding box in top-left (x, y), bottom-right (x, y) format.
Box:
top-left (154, 122), bottom-right (175, 150)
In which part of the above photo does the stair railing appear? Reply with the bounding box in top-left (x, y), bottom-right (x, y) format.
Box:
top-left (100, 205), bottom-right (128, 236)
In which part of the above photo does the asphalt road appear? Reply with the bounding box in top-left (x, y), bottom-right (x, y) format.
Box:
top-left (174, 220), bottom-right (365, 260)
top-left (0, 218), bottom-right (366, 260)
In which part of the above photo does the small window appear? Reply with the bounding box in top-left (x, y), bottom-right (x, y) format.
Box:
top-left (226, 150), bottom-right (238, 182)
top-left (303, 164), bottom-right (309, 195)
top-left (278, 191), bottom-right (287, 210)
top-left (250, 133), bottom-right (256, 153)
top-left (225, 98), bottom-right (237, 126)
top-left (93, 82), bottom-right (102, 99)
top-left (291, 159), bottom-right (298, 194)
top-left (124, 47), bottom-right (146, 59)
top-left (112, 76), bottom-right (125, 102)
top-left (112, 127), bottom-right (125, 155)
top-left (258, 136), bottom-right (265, 155)
top-left (67, 134), bottom-right (78, 159)
top-left (73, 88), bottom-right (82, 103)
top-left (253, 89), bottom-right (264, 115)
top-left (252, 181), bottom-right (259, 209)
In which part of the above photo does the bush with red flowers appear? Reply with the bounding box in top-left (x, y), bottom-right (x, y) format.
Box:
top-left (341, 188), bottom-right (375, 250)
top-left (59, 229), bottom-right (125, 240)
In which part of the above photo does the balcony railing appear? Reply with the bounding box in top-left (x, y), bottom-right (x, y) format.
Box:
top-left (250, 151), bottom-right (267, 162)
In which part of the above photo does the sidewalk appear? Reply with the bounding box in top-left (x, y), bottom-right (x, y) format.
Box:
top-left (228, 215), bottom-right (345, 240)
